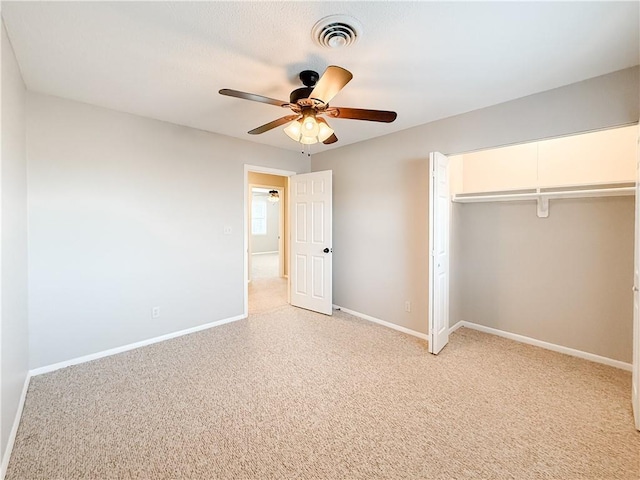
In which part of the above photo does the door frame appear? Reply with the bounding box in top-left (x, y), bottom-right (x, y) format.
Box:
top-left (244, 165), bottom-right (296, 317)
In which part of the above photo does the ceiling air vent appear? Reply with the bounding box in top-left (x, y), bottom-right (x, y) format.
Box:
top-left (312, 15), bottom-right (362, 49)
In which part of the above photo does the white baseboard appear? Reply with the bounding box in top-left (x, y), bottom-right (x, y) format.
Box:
top-left (459, 321), bottom-right (632, 371)
top-left (30, 313), bottom-right (247, 377)
top-left (251, 251), bottom-right (278, 255)
top-left (1, 373), bottom-right (31, 480)
top-left (333, 305), bottom-right (429, 342)
top-left (449, 320), bottom-right (464, 334)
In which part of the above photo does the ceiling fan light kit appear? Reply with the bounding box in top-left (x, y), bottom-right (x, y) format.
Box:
top-left (219, 63), bottom-right (397, 151)
top-left (284, 114), bottom-right (334, 145)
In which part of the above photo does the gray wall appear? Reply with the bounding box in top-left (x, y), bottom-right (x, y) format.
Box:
top-left (1, 21), bottom-right (29, 466)
top-left (455, 198), bottom-right (634, 363)
top-left (27, 93), bottom-right (308, 369)
top-left (311, 67), bottom-right (639, 346)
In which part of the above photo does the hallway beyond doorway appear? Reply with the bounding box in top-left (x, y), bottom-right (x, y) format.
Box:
top-left (249, 253), bottom-right (287, 313)
top-left (251, 252), bottom-right (279, 279)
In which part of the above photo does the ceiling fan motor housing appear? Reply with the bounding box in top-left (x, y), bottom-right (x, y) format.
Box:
top-left (289, 70), bottom-right (319, 104)
top-left (299, 70), bottom-right (319, 87)
top-left (290, 87), bottom-right (314, 104)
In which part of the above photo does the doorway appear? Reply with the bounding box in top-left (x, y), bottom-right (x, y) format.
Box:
top-left (249, 186), bottom-right (283, 279)
top-left (244, 166), bottom-right (295, 315)
top-left (244, 165), bottom-right (335, 317)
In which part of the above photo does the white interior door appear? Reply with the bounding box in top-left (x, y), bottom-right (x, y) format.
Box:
top-left (290, 170), bottom-right (333, 315)
top-left (428, 152), bottom-right (450, 354)
top-left (633, 130), bottom-right (640, 431)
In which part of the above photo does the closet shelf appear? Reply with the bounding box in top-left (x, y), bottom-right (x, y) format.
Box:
top-left (452, 183), bottom-right (635, 218)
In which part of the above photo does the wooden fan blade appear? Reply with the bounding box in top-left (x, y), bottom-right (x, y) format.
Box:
top-left (323, 133), bottom-right (338, 145)
top-left (309, 66), bottom-right (353, 105)
top-left (248, 115), bottom-right (300, 135)
top-left (326, 107), bottom-right (397, 123)
top-left (219, 89), bottom-right (290, 108)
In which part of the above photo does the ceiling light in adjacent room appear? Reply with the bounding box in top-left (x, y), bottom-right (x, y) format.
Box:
top-left (268, 190), bottom-right (280, 202)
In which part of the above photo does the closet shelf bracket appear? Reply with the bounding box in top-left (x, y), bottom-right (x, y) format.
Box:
top-left (536, 195), bottom-right (549, 218)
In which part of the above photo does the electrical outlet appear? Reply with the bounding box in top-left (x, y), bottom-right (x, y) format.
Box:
top-left (405, 301), bottom-right (411, 312)
top-left (223, 226), bottom-right (232, 235)
top-left (152, 306), bottom-right (160, 318)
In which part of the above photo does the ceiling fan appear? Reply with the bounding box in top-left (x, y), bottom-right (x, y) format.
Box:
top-left (219, 66), bottom-right (397, 146)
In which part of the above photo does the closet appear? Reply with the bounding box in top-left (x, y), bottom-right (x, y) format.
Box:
top-left (448, 125), bottom-right (637, 368)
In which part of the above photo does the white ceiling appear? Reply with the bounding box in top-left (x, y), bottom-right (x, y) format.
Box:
top-left (2, 1), bottom-right (638, 152)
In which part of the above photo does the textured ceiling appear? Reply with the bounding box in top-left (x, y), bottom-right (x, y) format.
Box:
top-left (2, 1), bottom-right (639, 153)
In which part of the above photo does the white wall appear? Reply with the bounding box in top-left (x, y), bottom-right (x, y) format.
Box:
top-left (1, 20), bottom-right (29, 469)
top-left (26, 93), bottom-right (308, 369)
top-left (311, 67), bottom-right (639, 336)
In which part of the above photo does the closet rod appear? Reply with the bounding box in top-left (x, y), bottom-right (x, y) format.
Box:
top-left (453, 186), bottom-right (635, 204)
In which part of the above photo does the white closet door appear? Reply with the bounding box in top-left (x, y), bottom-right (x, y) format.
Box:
top-left (633, 131), bottom-right (640, 431)
top-left (429, 152), bottom-right (450, 354)
top-left (290, 170), bottom-right (333, 315)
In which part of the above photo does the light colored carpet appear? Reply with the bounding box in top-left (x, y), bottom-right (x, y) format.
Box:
top-left (251, 252), bottom-right (279, 279)
top-left (248, 276), bottom-right (288, 314)
top-left (249, 253), bottom-right (287, 314)
top-left (6, 307), bottom-right (640, 479)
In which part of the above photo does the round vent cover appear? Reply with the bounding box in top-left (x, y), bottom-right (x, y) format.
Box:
top-left (312, 15), bottom-right (362, 49)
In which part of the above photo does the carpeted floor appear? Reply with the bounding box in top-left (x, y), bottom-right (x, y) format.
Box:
top-left (251, 252), bottom-right (279, 279)
top-left (248, 276), bottom-right (288, 314)
top-left (6, 306), bottom-right (640, 479)
top-left (249, 253), bottom-right (287, 314)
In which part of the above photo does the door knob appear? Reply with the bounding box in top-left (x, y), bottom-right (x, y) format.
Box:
top-left (634, 286), bottom-right (639, 292)
top-left (323, 248), bottom-right (330, 253)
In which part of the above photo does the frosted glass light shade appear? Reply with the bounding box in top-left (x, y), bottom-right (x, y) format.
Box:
top-left (301, 115), bottom-right (320, 138)
top-left (317, 121), bottom-right (334, 142)
top-left (284, 120), bottom-right (302, 141)
top-left (284, 116), bottom-right (334, 145)
top-left (285, 119), bottom-right (319, 144)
